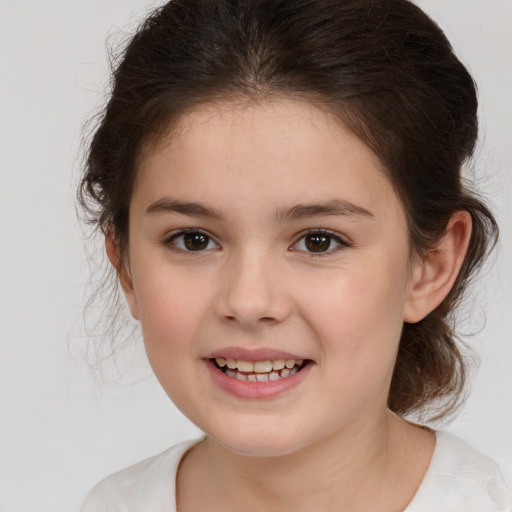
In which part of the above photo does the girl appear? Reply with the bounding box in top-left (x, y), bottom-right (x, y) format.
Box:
top-left (79, 0), bottom-right (511, 510)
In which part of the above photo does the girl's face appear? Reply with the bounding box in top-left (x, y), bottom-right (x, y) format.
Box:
top-left (122, 99), bottom-right (419, 456)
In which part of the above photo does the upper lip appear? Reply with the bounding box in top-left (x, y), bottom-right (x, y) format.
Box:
top-left (205, 347), bottom-right (310, 361)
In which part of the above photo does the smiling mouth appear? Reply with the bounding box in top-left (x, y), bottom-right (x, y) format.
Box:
top-left (211, 357), bottom-right (308, 382)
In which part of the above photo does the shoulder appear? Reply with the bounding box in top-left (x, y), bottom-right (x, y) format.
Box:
top-left (434, 431), bottom-right (504, 470)
top-left (407, 430), bottom-right (512, 512)
top-left (80, 438), bottom-right (203, 512)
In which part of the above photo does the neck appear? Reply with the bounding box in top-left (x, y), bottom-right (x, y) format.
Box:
top-left (211, 411), bottom-right (390, 510)
top-left (178, 410), bottom-right (433, 512)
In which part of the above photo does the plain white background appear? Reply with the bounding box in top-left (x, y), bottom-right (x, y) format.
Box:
top-left (0, 1), bottom-right (510, 510)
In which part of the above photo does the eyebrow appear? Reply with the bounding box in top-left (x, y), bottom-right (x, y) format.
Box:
top-left (275, 199), bottom-right (374, 222)
top-left (145, 197), bottom-right (373, 221)
top-left (145, 198), bottom-right (224, 219)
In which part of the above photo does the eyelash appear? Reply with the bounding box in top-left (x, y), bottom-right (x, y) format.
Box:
top-left (291, 229), bottom-right (350, 257)
top-left (162, 228), bottom-right (350, 256)
top-left (163, 228), bottom-right (219, 253)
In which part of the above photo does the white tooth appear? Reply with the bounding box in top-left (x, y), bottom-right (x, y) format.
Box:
top-left (226, 369), bottom-right (237, 377)
top-left (280, 368), bottom-right (290, 377)
top-left (289, 367), bottom-right (297, 375)
top-left (226, 358), bottom-right (237, 369)
top-left (272, 359), bottom-right (286, 370)
top-left (216, 357), bottom-right (226, 367)
top-left (296, 359), bottom-right (304, 366)
top-left (256, 373), bottom-right (269, 382)
top-left (269, 372), bottom-right (280, 381)
top-left (254, 360), bottom-right (273, 373)
top-left (236, 372), bottom-right (247, 381)
top-left (237, 360), bottom-right (254, 372)
top-left (247, 374), bottom-right (257, 382)
top-left (285, 359), bottom-right (296, 369)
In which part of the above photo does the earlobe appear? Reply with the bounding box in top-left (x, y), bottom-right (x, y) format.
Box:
top-left (105, 233), bottom-right (140, 320)
top-left (404, 211), bottom-right (472, 323)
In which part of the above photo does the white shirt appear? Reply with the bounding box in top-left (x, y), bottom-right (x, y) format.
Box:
top-left (81, 430), bottom-right (512, 512)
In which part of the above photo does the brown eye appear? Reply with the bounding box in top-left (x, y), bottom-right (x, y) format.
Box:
top-left (183, 233), bottom-right (209, 250)
top-left (292, 230), bottom-right (346, 254)
top-left (305, 233), bottom-right (331, 252)
top-left (169, 231), bottom-right (218, 252)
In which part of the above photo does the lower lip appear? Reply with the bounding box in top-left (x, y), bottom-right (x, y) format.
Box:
top-left (205, 360), bottom-right (312, 399)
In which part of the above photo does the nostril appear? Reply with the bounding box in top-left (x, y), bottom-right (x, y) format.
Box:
top-left (215, 282), bottom-right (292, 326)
top-left (223, 314), bottom-right (278, 325)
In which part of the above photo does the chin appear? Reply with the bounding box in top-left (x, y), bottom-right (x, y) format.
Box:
top-left (218, 437), bottom-right (302, 458)
top-left (206, 420), bottom-right (316, 458)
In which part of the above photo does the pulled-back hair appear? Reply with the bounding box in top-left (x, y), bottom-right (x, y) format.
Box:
top-left (79, 0), bottom-right (498, 420)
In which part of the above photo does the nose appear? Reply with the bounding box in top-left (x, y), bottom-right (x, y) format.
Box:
top-left (214, 249), bottom-right (292, 328)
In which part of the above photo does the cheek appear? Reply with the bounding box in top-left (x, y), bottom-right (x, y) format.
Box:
top-left (131, 265), bottom-right (211, 367)
top-left (135, 278), bottom-right (209, 411)
top-left (299, 263), bottom-right (408, 372)
top-left (299, 269), bottom-right (407, 422)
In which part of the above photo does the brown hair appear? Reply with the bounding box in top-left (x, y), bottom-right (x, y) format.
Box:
top-left (79, 0), bottom-right (498, 419)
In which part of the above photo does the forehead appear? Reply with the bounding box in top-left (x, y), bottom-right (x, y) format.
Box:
top-left (133, 98), bottom-right (404, 223)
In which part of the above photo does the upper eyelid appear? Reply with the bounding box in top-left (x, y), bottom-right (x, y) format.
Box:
top-left (162, 228), bottom-right (221, 250)
top-left (164, 227), bottom-right (217, 241)
top-left (289, 229), bottom-right (352, 257)
top-left (292, 228), bottom-right (350, 244)
top-left (161, 227), bottom-right (350, 248)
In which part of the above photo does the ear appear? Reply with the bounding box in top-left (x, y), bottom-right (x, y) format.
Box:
top-left (105, 232), bottom-right (140, 320)
top-left (404, 211), bottom-right (472, 323)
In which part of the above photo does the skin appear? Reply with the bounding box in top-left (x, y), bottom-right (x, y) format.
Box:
top-left (108, 98), bottom-right (471, 511)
